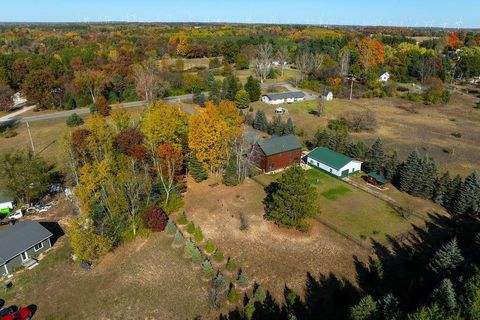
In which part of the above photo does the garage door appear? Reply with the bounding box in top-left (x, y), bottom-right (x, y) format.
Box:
top-left (341, 169), bottom-right (349, 178)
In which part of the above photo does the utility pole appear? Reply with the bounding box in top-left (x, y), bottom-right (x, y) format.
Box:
top-left (26, 121), bottom-right (35, 152)
top-left (348, 76), bottom-right (354, 100)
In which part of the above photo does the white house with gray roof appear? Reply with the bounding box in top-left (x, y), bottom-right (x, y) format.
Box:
top-left (262, 91), bottom-right (306, 105)
top-left (0, 221), bottom-right (53, 276)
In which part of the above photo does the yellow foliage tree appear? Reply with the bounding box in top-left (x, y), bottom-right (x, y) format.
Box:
top-left (111, 107), bottom-right (131, 132)
top-left (85, 114), bottom-right (114, 162)
top-left (188, 101), bottom-right (242, 173)
top-left (67, 216), bottom-right (113, 262)
top-left (141, 101), bottom-right (188, 155)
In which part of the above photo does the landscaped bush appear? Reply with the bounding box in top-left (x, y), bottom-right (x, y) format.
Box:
top-left (187, 221), bottom-right (195, 234)
top-left (213, 249), bottom-right (224, 262)
top-left (254, 286), bottom-right (267, 303)
top-left (177, 212), bottom-right (188, 225)
top-left (205, 239), bottom-right (215, 254)
top-left (165, 220), bottom-right (177, 235)
top-left (1, 128), bottom-right (18, 138)
top-left (194, 226), bottom-right (203, 243)
top-left (237, 270), bottom-right (249, 288)
top-left (184, 239), bottom-right (195, 257)
top-left (226, 257), bottom-right (237, 272)
top-left (192, 247), bottom-right (203, 264)
top-left (66, 113), bottom-right (84, 127)
top-left (227, 286), bottom-right (239, 303)
top-left (173, 230), bottom-right (184, 246)
top-left (142, 206), bottom-right (168, 232)
top-left (202, 260), bottom-right (215, 278)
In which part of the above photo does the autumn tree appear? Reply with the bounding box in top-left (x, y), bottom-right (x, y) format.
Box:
top-left (74, 69), bottom-right (107, 104)
top-left (255, 43), bottom-right (273, 83)
top-left (235, 89), bottom-right (250, 109)
top-left (0, 84), bottom-right (14, 111)
top-left (22, 69), bottom-right (60, 109)
top-left (142, 205), bottom-right (168, 232)
top-left (357, 38), bottom-right (384, 78)
top-left (133, 59), bottom-right (169, 104)
top-left (156, 142), bottom-right (184, 205)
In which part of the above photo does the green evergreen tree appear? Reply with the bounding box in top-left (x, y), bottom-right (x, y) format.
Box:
top-left (379, 293), bottom-right (402, 320)
top-left (235, 89), bottom-right (250, 109)
top-left (406, 304), bottom-right (443, 319)
top-left (253, 110), bottom-right (269, 132)
top-left (237, 270), bottom-right (249, 288)
top-left (177, 212), bottom-right (188, 225)
top-left (446, 175), bottom-right (463, 210)
top-left (193, 89), bottom-right (206, 107)
top-left (184, 239), bottom-right (196, 257)
top-left (244, 75), bottom-right (261, 102)
top-left (205, 239), bottom-right (215, 254)
top-left (451, 172), bottom-right (480, 218)
top-left (463, 272), bottom-right (480, 319)
top-left (254, 286), bottom-right (267, 303)
top-left (351, 295), bottom-right (378, 320)
top-left (206, 72), bottom-right (216, 90)
top-left (284, 118), bottom-right (295, 135)
top-left (202, 259), bottom-right (215, 278)
top-left (173, 230), bottom-right (184, 246)
top-left (213, 249), bottom-right (224, 262)
top-left (188, 155), bottom-right (208, 182)
top-left (245, 112), bottom-right (254, 126)
top-left (166, 220), bottom-right (177, 235)
top-left (223, 76), bottom-right (240, 101)
top-left (226, 257), bottom-right (237, 272)
top-left (327, 131), bottom-right (349, 153)
top-left (228, 286), bottom-right (239, 303)
top-left (314, 129), bottom-right (330, 148)
top-left (384, 150), bottom-right (400, 182)
top-left (244, 299), bottom-right (256, 320)
top-left (264, 166), bottom-right (317, 230)
top-left (433, 172), bottom-right (451, 206)
top-left (268, 115), bottom-right (284, 136)
top-left (366, 138), bottom-right (386, 173)
top-left (431, 278), bottom-right (456, 313)
top-left (429, 238), bottom-right (464, 275)
top-left (397, 151), bottom-right (420, 193)
top-left (223, 156), bottom-right (240, 186)
top-left (192, 246), bottom-right (203, 264)
top-left (346, 141), bottom-right (368, 160)
top-left (209, 80), bottom-right (223, 105)
top-left (187, 221), bottom-right (195, 234)
top-left (66, 113), bottom-right (84, 127)
top-left (194, 226), bottom-right (204, 243)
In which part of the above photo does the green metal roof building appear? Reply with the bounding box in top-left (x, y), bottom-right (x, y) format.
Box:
top-left (306, 147), bottom-right (363, 178)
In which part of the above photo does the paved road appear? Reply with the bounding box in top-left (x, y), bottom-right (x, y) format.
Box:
top-left (2, 82), bottom-right (304, 123)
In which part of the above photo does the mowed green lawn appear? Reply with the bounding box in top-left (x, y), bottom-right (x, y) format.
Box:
top-left (305, 169), bottom-right (409, 243)
top-left (257, 169), bottom-right (412, 244)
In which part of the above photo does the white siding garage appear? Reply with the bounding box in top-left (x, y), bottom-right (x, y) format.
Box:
top-left (306, 147), bottom-right (362, 178)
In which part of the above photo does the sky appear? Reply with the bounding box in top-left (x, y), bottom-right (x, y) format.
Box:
top-left (1, 0), bottom-right (479, 28)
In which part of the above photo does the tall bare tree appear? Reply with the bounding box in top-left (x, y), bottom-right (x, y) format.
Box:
top-left (339, 47), bottom-right (351, 76)
top-left (296, 51), bottom-right (325, 80)
top-left (133, 59), bottom-right (169, 104)
top-left (255, 43), bottom-right (273, 83)
top-left (276, 46), bottom-right (289, 78)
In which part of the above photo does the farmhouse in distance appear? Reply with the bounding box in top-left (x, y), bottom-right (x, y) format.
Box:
top-left (262, 91), bottom-right (306, 105)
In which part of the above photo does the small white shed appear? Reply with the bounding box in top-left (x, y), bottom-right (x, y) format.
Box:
top-left (321, 92), bottom-right (333, 101)
top-left (378, 72), bottom-right (390, 82)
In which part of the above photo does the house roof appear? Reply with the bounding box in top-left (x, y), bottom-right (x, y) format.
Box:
top-left (0, 221), bottom-right (53, 265)
top-left (307, 147), bottom-right (359, 170)
top-left (257, 135), bottom-right (302, 156)
top-left (368, 172), bottom-right (387, 184)
top-left (264, 91), bottom-right (305, 101)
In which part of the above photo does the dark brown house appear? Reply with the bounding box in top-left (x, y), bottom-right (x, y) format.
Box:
top-left (250, 135), bottom-right (302, 173)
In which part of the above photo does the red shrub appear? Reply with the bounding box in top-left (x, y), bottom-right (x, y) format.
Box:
top-left (142, 205), bottom-right (168, 232)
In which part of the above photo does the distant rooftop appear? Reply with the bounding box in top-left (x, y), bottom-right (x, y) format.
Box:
top-left (264, 91), bottom-right (305, 100)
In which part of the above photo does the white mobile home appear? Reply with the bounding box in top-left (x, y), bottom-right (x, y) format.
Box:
top-left (262, 92), bottom-right (306, 105)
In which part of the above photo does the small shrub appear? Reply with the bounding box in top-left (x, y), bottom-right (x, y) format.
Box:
top-left (360, 234), bottom-right (367, 240)
top-left (192, 247), bottom-right (203, 264)
top-left (213, 249), bottom-right (224, 262)
top-left (1, 128), bottom-right (17, 138)
top-left (228, 286), bottom-right (239, 303)
top-left (173, 230), bottom-right (184, 246)
top-left (254, 286), bottom-right (267, 303)
top-left (161, 192), bottom-right (184, 214)
top-left (194, 226), bottom-right (204, 243)
top-left (177, 212), bottom-right (188, 225)
top-left (184, 239), bottom-right (195, 257)
top-left (165, 220), bottom-right (177, 235)
top-left (372, 230), bottom-right (380, 235)
top-left (443, 147), bottom-right (455, 155)
top-left (226, 257), bottom-right (237, 272)
top-left (451, 132), bottom-right (462, 138)
top-left (66, 113), bottom-right (84, 127)
top-left (205, 239), bottom-right (215, 254)
top-left (474, 103), bottom-right (480, 109)
top-left (187, 221), bottom-right (195, 234)
top-left (142, 205), bottom-right (168, 232)
top-left (202, 260), bottom-right (215, 278)
top-left (237, 270), bottom-right (249, 288)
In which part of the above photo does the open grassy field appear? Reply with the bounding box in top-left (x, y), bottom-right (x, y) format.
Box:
top-left (2, 235), bottom-right (211, 319)
top-left (251, 92), bottom-right (480, 176)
